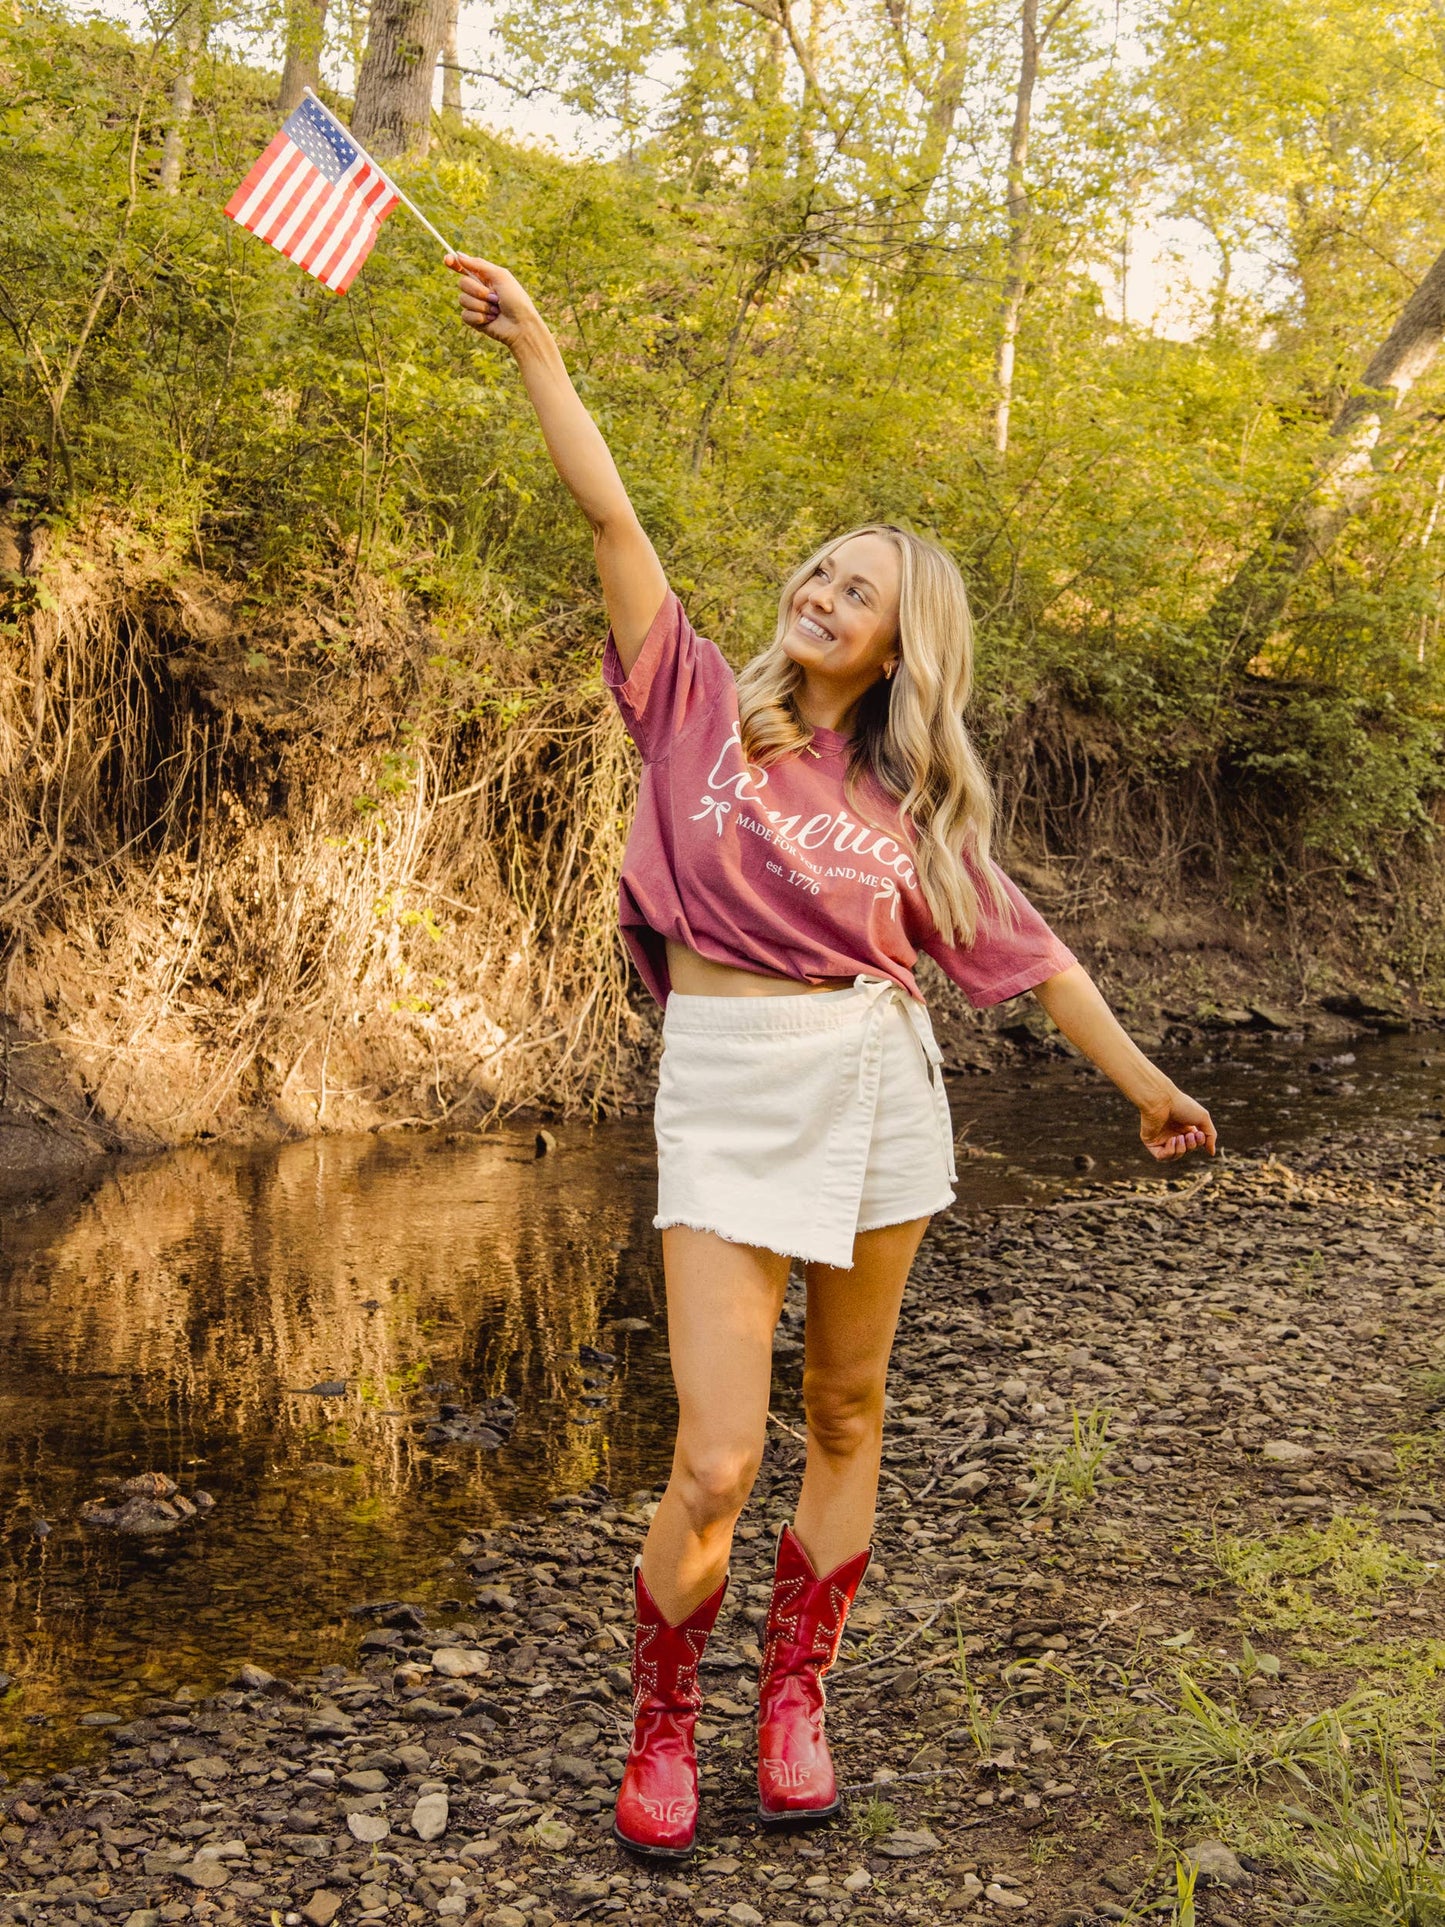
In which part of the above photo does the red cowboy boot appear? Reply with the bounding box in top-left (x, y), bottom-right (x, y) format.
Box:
top-left (612, 1562), bottom-right (728, 1858)
top-left (757, 1524), bottom-right (870, 1822)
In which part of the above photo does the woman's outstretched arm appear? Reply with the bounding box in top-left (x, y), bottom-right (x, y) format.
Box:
top-left (447, 252), bottom-right (667, 672)
top-left (1031, 963), bottom-right (1217, 1161)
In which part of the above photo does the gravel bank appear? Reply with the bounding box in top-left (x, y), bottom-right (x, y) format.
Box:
top-left (3, 1122), bottom-right (1443, 1927)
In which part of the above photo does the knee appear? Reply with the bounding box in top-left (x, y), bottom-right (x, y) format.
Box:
top-left (803, 1370), bottom-right (885, 1461)
top-left (671, 1441), bottom-right (761, 1531)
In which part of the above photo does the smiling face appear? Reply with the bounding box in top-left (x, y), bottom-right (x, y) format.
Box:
top-left (780, 533), bottom-right (902, 693)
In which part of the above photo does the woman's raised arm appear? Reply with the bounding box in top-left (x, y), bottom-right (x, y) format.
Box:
top-left (447, 253), bottom-right (667, 672)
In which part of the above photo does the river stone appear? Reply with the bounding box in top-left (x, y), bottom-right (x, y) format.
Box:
top-left (347, 1813), bottom-right (391, 1844)
top-left (231, 1662), bottom-right (278, 1693)
top-left (342, 1770), bottom-right (389, 1793)
top-left (430, 1647), bottom-right (490, 1679)
top-left (1183, 1839), bottom-right (1249, 1888)
top-left (300, 1892), bottom-right (343, 1927)
top-left (79, 1487), bottom-right (199, 1535)
top-left (178, 1858), bottom-right (231, 1889)
top-left (411, 1792), bottom-right (448, 1841)
top-left (531, 1818), bottom-right (572, 1851)
top-left (1260, 1441), bottom-right (1315, 1466)
top-left (1250, 1003), bottom-right (1295, 1031)
top-left (985, 1885), bottom-right (1029, 1910)
top-left (877, 1828), bottom-right (941, 1858)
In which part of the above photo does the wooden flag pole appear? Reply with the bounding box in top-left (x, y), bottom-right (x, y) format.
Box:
top-left (302, 88), bottom-right (459, 255)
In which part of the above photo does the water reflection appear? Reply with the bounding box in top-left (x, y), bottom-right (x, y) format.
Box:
top-left (0, 1125), bottom-right (671, 1771)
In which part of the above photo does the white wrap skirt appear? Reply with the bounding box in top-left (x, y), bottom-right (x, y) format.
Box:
top-left (653, 975), bottom-right (958, 1268)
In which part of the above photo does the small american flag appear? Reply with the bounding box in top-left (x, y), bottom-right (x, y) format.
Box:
top-left (224, 95), bottom-right (399, 295)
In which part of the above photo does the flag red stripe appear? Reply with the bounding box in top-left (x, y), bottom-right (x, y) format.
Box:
top-left (222, 129), bottom-right (290, 220)
top-left (261, 165), bottom-right (333, 252)
top-left (325, 220), bottom-right (381, 292)
top-left (308, 171), bottom-right (391, 281)
top-left (323, 190), bottom-right (397, 293)
top-left (309, 171), bottom-right (389, 281)
top-left (316, 203), bottom-right (380, 291)
top-left (290, 160), bottom-right (371, 271)
top-left (335, 193), bottom-right (398, 285)
top-left (243, 149), bottom-right (314, 239)
top-left (234, 143), bottom-right (308, 232)
top-left (331, 223), bottom-right (386, 294)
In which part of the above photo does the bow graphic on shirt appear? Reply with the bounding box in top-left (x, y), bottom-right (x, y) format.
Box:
top-left (691, 795), bottom-right (732, 836)
top-left (874, 876), bottom-right (900, 918)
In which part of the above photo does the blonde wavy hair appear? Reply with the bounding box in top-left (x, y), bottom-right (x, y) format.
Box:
top-left (735, 522), bottom-right (1007, 946)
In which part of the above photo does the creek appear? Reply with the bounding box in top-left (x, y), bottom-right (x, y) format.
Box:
top-left (1, 1027), bottom-right (1440, 1772)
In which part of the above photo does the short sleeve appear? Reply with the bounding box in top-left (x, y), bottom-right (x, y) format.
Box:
top-left (603, 590), bottom-right (734, 761)
top-left (923, 862), bottom-right (1077, 1007)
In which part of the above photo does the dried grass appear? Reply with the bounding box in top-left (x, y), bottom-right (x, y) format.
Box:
top-left (0, 521), bottom-right (647, 1140)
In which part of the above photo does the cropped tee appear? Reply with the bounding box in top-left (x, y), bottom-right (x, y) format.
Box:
top-left (602, 592), bottom-right (1077, 1007)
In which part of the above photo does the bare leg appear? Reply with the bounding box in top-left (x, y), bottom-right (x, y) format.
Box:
top-left (792, 1217), bottom-right (930, 1573)
top-left (640, 1226), bottom-right (791, 1623)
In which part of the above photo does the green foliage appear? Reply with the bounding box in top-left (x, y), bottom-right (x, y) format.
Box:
top-left (1111, 1672), bottom-right (1380, 1796)
top-left (1027, 1405), bottom-right (1115, 1512)
top-left (950, 1626), bottom-right (1003, 1757)
top-left (4, 0), bottom-right (1445, 940)
top-left (1212, 1518), bottom-right (1428, 1634)
top-left (851, 1795), bottom-right (898, 1842)
top-left (1263, 1735), bottom-right (1445, 1926)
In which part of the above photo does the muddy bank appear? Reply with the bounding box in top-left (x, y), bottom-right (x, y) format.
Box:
top-left (0, 1022), bottom-right (126, 1207)
top-left (3, 1115), bottom-right (1442, 1926)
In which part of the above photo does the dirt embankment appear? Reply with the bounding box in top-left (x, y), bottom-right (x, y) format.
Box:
top-left (2, 1116), bottom-right (1443, 1925)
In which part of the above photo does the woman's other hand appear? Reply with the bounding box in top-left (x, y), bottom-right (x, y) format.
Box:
top-left (1138, 1087), bottom-right (1217, 1161)
top-left (446, 252), bottom-right (541, 349)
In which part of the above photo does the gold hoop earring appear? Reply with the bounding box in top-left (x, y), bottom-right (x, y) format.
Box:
top-left (883, 661), bottom-right (897, 681)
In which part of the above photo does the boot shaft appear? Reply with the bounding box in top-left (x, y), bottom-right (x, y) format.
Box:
top-left (631, 1563), bottom-right (728, 1720)
top-left (760, 1525), bottom-right (870, 1694)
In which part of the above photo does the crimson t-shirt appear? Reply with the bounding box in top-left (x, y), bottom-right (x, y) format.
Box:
top-left (604, 592), bottom-right (1076, 1006)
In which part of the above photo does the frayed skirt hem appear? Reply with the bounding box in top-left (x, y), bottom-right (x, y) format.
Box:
top-left (651, 1215), bottom-right (846, 1266)
top-left (855, 1194), bottom-right (955, 1235)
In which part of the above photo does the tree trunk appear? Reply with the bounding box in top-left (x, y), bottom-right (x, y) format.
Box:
top-left (352, 0), bottom-right (450, 160)
top-left (1210, 239), bottom-right (1445, 650)
top-left (440, 0), bottom-right (462, 123)
top-left (158, 4), bottom-right (202, 193)
top-left (277, 0), bottom-right (329, 115)
top-left (992, 0), bottom-right (1037, 456)
top-left (908, 0), bottom-right (969, 207)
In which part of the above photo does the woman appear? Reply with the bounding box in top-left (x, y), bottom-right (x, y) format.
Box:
top-left (447, 252), bottom-right (1217, 1858)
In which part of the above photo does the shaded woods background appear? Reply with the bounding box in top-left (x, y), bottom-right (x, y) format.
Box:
top-left (3, 0), bottom-right (1445, 1140)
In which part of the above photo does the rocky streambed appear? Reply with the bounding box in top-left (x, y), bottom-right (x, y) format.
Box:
top-left (3, 1117), bottom-right (1445, 1927)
